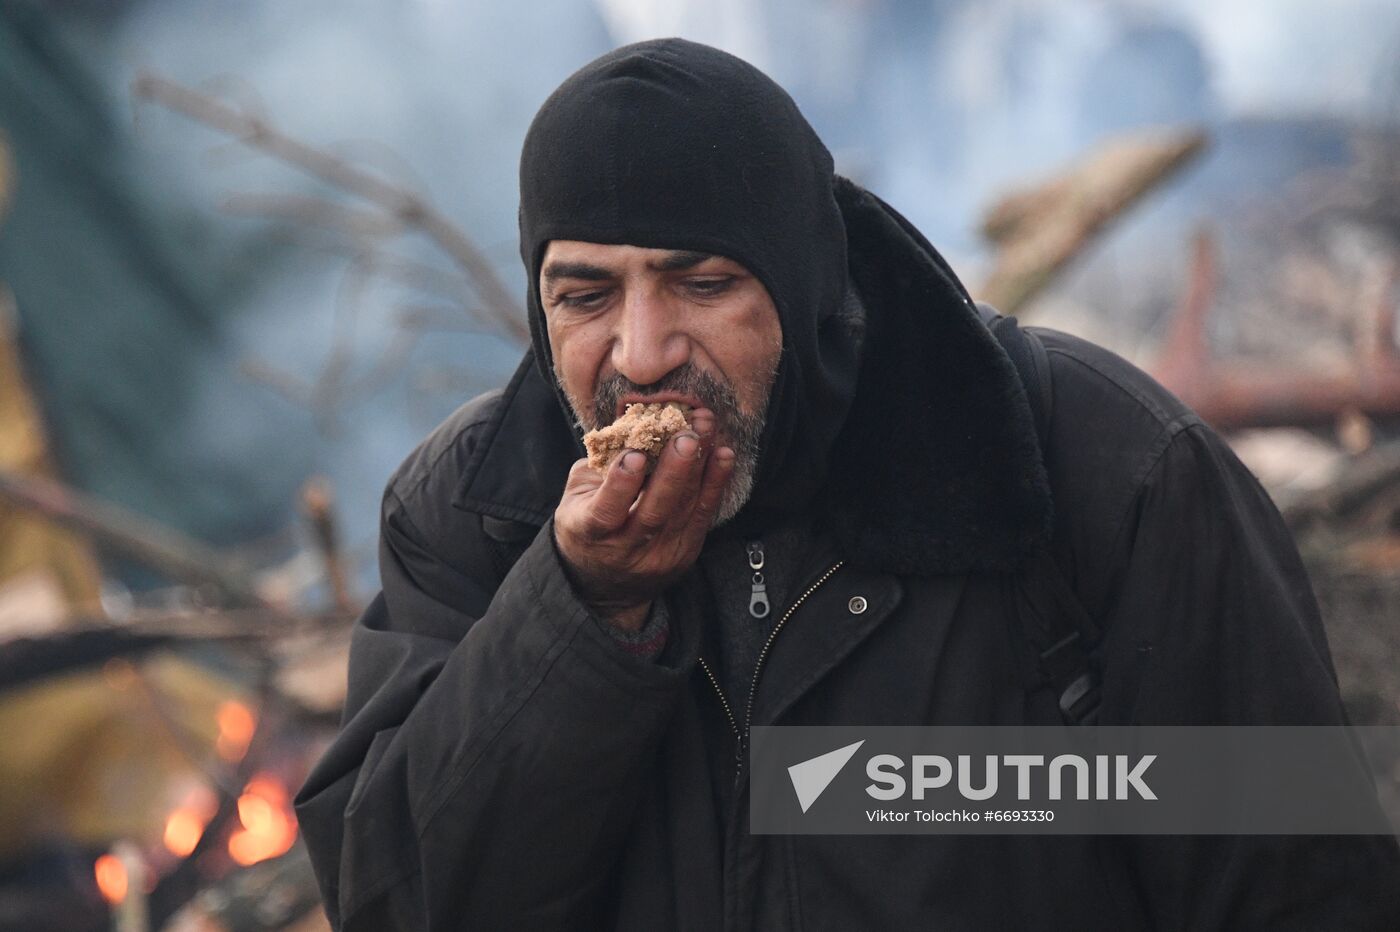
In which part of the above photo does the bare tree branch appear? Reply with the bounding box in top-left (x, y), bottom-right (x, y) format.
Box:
top-left (222, 192), bottom-right (405, 238)
top-left (0, 468), bottom-right (270, 609)
top-left (132, 71), bottom-right (528, 343)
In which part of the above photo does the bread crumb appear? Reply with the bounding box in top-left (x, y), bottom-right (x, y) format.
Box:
top-left (583, 402), bottom-right (692, 470)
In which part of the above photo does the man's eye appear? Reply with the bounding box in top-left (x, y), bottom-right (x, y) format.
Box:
top-left (559, 290), bottom-right (608, 308)
top-left (685, 277), bottom-right (733, 297)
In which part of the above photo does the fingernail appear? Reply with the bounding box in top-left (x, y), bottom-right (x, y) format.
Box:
top-left (675, 434), bottom-right (699, 458)
top-left (620, 451), bottom-right (645, 473)
top-left (717, 447), bottom-right (735, 466)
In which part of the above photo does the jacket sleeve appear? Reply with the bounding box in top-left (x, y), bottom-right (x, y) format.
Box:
top-left (294, 483), bottom-right (700, 930)
top-left (1093, 417), bottom-right (1400, 929)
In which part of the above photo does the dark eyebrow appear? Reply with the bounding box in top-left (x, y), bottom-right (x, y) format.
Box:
top-left (541, 250), bottom-right (717, 293)
top-left (541, 261), bottom-right (613, 286)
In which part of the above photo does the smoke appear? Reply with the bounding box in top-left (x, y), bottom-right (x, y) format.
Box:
top-left (26, 0), bottom-right (1399, 589)
top-left (70, 0), bottom-right (617, 581)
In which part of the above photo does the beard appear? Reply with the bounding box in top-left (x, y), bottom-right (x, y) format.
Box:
top-left (557, 361), bottom-right (774, 526)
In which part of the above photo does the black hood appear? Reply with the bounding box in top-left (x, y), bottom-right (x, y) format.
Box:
top-left (463, 170), bottom-right (1052, 574)
top-left (517, 38), bottom-right (858, 521)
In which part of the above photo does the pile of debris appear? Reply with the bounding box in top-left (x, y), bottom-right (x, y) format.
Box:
top-left (0, 274), bottom-right (344, 930)
top-left (978, 122), bottom-right (1400, 727)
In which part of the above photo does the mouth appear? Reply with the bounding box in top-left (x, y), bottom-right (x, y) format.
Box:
top-left (614, 393), bottom-right (706, 421)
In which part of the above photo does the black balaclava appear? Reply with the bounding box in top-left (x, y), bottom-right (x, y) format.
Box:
top-left (518, 38), bottom-right (861, 526)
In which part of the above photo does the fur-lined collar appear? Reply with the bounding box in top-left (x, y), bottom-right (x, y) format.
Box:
top-left (453, 179), bottom-right (1052, 576)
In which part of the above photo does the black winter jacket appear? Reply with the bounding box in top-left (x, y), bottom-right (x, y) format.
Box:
top-left (296, 185), bottom-right (1400, 931)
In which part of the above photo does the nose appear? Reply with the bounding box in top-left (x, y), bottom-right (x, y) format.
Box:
top-left (611, 286), bottom-right (690, 386)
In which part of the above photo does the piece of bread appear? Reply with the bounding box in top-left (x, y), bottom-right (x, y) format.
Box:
top-left (583, 402), bottom-right (692, 471)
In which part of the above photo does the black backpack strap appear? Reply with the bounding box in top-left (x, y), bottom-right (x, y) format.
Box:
top-left (976, 303), bottom-right (1102, 725)
top-left (976, 303), bottom-right (1052, 449)
top-left (1014, 551), bottom-right (1102, 725)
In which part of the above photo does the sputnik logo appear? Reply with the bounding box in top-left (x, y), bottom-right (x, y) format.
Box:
top-left (788, 740), bottom-right (866, 813)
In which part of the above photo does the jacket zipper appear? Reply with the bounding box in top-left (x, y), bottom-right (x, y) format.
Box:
top-left (699, 558), bottom-right (846, 784)
top-left (747, 541), bottom-right (770, 618)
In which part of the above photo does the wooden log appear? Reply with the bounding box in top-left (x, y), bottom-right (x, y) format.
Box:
top-left (299, 477), bottom-right (356, 615)
top-left (1150, 249), bottom-right (1400, 432)
top-left (977, 127), bottom-right (1207, 314)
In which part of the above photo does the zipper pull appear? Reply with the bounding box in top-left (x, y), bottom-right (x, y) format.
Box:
top-left (747, 541), bottom-right (770, 618)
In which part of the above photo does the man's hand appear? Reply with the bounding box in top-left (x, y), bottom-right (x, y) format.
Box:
top-left (555, 408), bottom-right (735, 632)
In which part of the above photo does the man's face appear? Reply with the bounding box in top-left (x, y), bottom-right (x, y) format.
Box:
top-left (539, 240), bottom-right (783, 524)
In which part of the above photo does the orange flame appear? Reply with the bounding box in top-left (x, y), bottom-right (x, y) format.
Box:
top-left (228, 772), bottom-right (297, 866)
top-left (215, 700), bottom-right (257, 762)
top-left (94, 853), bottom-right (127, 904)
top-left (163, 807), bottom-right (205, 857)
top-left (162, 784), bottom-right (217, 858)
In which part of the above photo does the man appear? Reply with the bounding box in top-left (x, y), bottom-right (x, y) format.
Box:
top-left (295, 39), bottom-right (1399, 930)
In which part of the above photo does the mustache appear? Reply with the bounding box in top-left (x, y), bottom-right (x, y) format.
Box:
top-left (593, 365), bottom-right (740, 427)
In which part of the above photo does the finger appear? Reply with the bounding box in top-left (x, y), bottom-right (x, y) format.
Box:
top-left (562, 458), bottom-right (605, 499)
top-left (682, 444), bottom-right (735, 538)
top-left (687, 408), bottom-right (716, 445)
top-left (630, 431), bottom-right (705, 534)
top-left (581, 450), bottom-right (648, 536)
